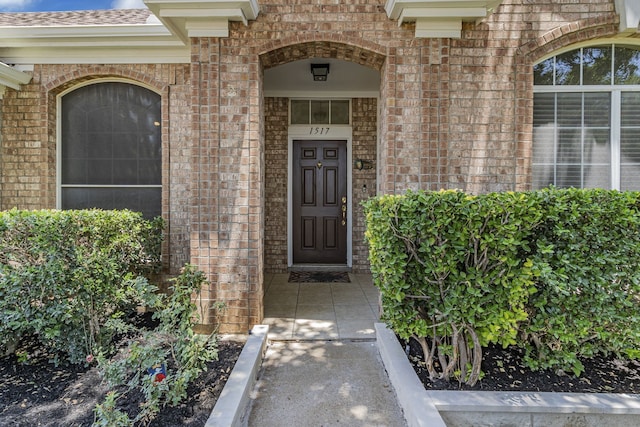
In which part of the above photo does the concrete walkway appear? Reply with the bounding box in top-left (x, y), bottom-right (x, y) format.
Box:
top-left (246, 340), bottom-right (407, 427)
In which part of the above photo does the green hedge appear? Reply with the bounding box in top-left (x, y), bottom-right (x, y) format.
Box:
top-left (0, 209), bottom-right (163, 364)
top-left (526, 189), bottom-right (640, 374)
top-left (364, 188), bottom-right (640, 384)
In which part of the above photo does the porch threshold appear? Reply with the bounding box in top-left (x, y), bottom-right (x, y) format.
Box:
top-left (289, 264), bottom-right (352, 272)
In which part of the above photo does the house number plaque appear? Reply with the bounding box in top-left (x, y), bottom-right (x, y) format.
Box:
top-left (309, 127), bottom-right (330, 135)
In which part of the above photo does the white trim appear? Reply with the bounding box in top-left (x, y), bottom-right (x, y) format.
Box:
top-left (287, 126), bottom-right (353, 269)
top-left (144, 0), bottom-right (260, 42)
top-left (0, 46), bottom-right (190, 65)
top-left (0, 61), bottom-right (31, 95)
top-left (611, 90), bottom-right (621, 190)
top-left (265, 90), bottom-right (380, 99)
top-left (384, 0), bottom-right (503, 38)
top-left (0, 24), bottom-right (174, 43)
top-left (533, 38), bottom-right (640, 65)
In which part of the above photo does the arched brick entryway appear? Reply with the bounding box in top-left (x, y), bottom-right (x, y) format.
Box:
top-left (259, 40), bottom-right (385, 274)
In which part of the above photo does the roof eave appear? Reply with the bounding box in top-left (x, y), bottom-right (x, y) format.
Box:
top-left (385, 0), bottom-right (504, 38)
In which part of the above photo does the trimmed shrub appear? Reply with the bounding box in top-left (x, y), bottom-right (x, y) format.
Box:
top-left (364, 190), bottom-right (543, 385)
top-left (364, 188), bottom-right (640, 382)
top-left (0, 209), bottom-right (163, 364)
top-left (524, 188), bottom-right (640, 375)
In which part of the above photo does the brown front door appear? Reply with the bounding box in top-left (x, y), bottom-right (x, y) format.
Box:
top-left (293, 140), bottom-right (348, 264)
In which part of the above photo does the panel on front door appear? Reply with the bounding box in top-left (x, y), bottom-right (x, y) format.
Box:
top-left (293, 140), bottom-right (347, 264)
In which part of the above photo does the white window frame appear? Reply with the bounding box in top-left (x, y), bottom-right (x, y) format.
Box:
top-left (533, 42), bottom-right (640, 191)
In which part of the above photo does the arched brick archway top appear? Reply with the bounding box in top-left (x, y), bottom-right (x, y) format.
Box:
top-left (259, 40), bottom-right (386, 71)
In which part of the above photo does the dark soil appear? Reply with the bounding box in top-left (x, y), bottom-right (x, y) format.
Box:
top-left (403, 338), bottom-right (640, 393)
top-left (0, 339), bottom-right (243, 426)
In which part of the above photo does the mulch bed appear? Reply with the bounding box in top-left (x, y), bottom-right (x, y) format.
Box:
top-left (0, 339), bottom-right (243, 427)
top-left (403, 338), bottom-right (640, 393)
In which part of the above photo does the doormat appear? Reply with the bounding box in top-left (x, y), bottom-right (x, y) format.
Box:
top-left (288, 271), bottom-right (351, 283)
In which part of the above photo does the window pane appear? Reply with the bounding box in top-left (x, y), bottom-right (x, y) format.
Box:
top-left (621, 93), bottom-right (640, 191)
top-left (62, 187), bottom-right (161, 220)
top-left (555, 165), bottom-right (581, 188)
top-left (330, 100), bottom-right (349, 124)
top-left (533, 93), bottom-right (555, 126)
top-left (582, 46), bottom-right (612, 85)
top-left (584, 128), bottom-right (611, 188)
top-left (311, 100), bottom-right (330, 124)
top-left (532, 122), bottom-right (556, 189)
top-left (615, 46), bottom-right (640, 85)
top-left (621, 93), bottom-right (640, 126)
top-left (620, 165), bottom-right (640, 191)
top-left (621, 129), bottom-right (640, 164)
top-left (557, 128), bottom-right (582, 164)
top-left (291, 100), bottom-right (309, 124)
top-left (584, 166), bottom-right (610, 188)
top-left (584, 93), bottom-right (610, 128)
top-left (557, 93), bottom-right (582, 126)
top-left (556, 50), bottom-right (581, 85)
top-left (534, 58), bottom-right (555, 85)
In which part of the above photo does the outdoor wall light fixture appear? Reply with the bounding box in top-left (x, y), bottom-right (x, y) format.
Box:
top-left (310, 63), bottom-right (330, 81)
top-left (354, 159), bottom-right (374, 170)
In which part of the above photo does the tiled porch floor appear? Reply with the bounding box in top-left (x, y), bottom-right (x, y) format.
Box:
top-left (262, 273), bottom-right (380, 341)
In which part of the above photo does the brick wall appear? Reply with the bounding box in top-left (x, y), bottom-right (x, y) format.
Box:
top-left (0, 0), bottom-right (625, 332)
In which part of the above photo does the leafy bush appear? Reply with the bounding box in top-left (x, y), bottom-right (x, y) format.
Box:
top-left (364, 188), bottom-right (640, 382)
top-left (364, 190), bottom-right (543, 385)
top-left (0, 209), bottom-right (163, 364)
top-left (524, 188), bottom-right (640, 375)
top-left (95, 265), bottom-right (224, 426)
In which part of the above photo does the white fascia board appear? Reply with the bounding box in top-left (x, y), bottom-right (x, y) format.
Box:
top-left (0, 46), bottom-right (190, 64)
top-left (0, 25), bottom-right (184, 48)
top-left (0, 61), bottom-right (31, 90)
top-left (144, 0), bottom-right (259, 42)
top-left (616, 0), bottom-right (640, 34)
top-left (385, 0), bottom-right (504, 37)
top-left (415, 19), bottom-right (462, 38)
top-left (398, 7), bottom-right (487, 23)
top-left (145, 0), bottom-right (259, 20)
top-left (161, 8), bottom-right (248, 24)
top-left (0, 24), bottom-right (172, 40)
top-left (185, 19), bottom-right (229, 38)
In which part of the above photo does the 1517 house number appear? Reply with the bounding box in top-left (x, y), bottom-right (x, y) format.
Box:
top-left (309, 127), bottom-right (330, 135)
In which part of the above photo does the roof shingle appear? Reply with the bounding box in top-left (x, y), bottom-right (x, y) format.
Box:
top-left (0, 9), bottom-right (153, 27)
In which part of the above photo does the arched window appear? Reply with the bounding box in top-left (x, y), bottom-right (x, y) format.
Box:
top-left (532, 44), bottom-right (640, 190)
top-left (59, 82), bottom-right (162, 218)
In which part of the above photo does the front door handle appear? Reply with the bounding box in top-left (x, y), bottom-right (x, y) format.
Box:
top-left (341, 196), bottom-right (347, 226)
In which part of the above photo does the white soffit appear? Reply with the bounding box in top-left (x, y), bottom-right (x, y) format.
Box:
top-left (144, 0), bottom-right (260, 41)
top-left (0, 61), bottom-right (31, 97)
top-left (385, 0), bottom-right (504, 38)
top-left (615, 0), bottom-right (640, 35)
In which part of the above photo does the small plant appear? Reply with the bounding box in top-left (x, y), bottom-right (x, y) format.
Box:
top-left (93, 392), bottom-right (132, 427)
top-left (95, 265), bottom-right (225, 426)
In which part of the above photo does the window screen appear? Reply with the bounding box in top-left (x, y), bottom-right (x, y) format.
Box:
top-left (61, 82), bottom-right (162, 218)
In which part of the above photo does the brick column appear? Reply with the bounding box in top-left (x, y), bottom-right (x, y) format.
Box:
top-left (189, 37), bottom-right (264, 333)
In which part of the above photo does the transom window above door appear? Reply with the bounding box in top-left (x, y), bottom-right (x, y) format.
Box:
top-left (290, 99), bottom-right (350, 125)
top-left (532, 44), bottom-right (640, 191)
